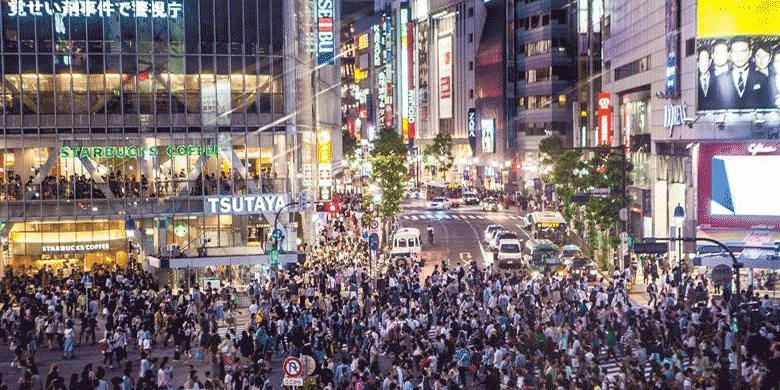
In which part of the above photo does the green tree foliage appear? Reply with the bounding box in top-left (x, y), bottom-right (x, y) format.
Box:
top-left (372, 127), bottom-right (408, 158)
top-left (539, 135), bottom-right (586, 222)
top-left (370, 128), bottom-right (408, 217)
top-left (423, 133), bottom-right (454, 175)
top-left (342, 130), bottom-right (358, 160)
top-left (371, 153), bottom-right (408, 217)
top-left (539, 136), bottom-right (633, 249)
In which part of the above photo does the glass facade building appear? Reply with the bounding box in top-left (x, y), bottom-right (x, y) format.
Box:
top-left (0, 0), bottom-right (336, 273)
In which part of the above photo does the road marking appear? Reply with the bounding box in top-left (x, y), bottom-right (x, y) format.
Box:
top-left (402, 216), bottom-right (410, 220)
top-left (410, 215), bottom-right (418, 220)
top-left (459, 252), bottom-right (472, 266)
top-left (468, 215), bottom-right (476, 219)
top-left (516, 224), bottom-right (532, 240)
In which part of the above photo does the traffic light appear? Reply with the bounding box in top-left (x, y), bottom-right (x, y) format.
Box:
top-left (513, 160), bottom-right (522, 172)
top-left (327, 202), bottom-right (339, 213)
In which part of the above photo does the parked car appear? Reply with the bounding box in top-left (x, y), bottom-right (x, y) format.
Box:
top-left (490, 231), bottom-right (519, 250)
top-left (487, 228), bottom-right (507, 249)
top-left (427, 197), bottom-right (452, 210)
top-left (464, 191), bottom-right (480, 205)
top-left (484, 225), bottom-right (503, 243)
top-left (496, 239), bottom-right (523, 268)
top-left (569, 256), bottom-right (597, 281)
top-left (560, 244), bottom-right (583, 265)
top-left (481, 197), bottom-right (502, 212)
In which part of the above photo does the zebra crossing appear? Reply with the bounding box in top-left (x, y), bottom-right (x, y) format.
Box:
top-left (400, 213), bottom-right (526, 221)
top-left (535, 347), bottom-right (693, 381)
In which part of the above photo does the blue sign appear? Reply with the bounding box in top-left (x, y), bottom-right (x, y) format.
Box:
top-left (369, 233), bottom-right (379, 251)
top-left (298, 192), bottom-right (308, 211)
top-left (272, 228), bottom-right (283, 241)
top-left (362, 231), bottom-right (369, 241)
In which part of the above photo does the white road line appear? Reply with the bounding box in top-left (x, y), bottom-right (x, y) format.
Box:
top-left (411, 215), bottom-right (419, 220)
top-left (402, 216), bottom-right (410, 220)
top-left (516, 225), bottom-right (532, 240)
top-left (468, 215), bottom-right (476, 219)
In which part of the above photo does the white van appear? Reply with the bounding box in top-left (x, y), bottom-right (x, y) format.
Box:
top-left (390, 228), bottom-right (422, 265)
top-left (496, 238), bottom-right (523, 268)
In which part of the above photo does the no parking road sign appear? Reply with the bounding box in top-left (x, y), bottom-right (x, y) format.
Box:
top-left (283, 357), bottom-right (303, 378)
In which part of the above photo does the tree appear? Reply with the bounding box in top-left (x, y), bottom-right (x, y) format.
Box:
top-left (371, 153), bottom-right (408, 217)
top-left (342, 130), bottom-right (358, 160)
top-left (370, 128), bottom-right (408, 217)
top-left (539, 134), bottom-right (587, 222)
top-left (372, 127), bottom-right (408, 157)
top-left (581, 148), bottom-right (633, 244)
top-left (422, 133), bottom-right (454, 179)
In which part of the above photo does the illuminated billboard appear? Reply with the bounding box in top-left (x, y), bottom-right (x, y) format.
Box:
top-left (316, 0), bottom-right (335, 65)
top-left (438, 34), bottom-right (453, 119)
top-left (696, 1), bottom-right (780, 113)
top-left (698, 142), bottom-right (780, 229)
top-left (481, 118), bottom-right (495, 154)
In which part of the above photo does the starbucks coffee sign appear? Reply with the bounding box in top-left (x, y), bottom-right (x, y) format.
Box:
top-left (60, 144), bottom-right (224, 159)
top-left (204, 194), bottom-right (290, 215)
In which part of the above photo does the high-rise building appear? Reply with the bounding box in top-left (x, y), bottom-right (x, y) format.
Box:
top-left (0, 0), bottom-right (340, 276)
top-left (511, 0), bottom-right (578, 192)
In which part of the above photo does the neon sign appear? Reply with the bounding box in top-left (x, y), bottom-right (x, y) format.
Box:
top-left (316, 0), bottom-right (335, 65)
top-left (6, 0), bottom-right (182, 18)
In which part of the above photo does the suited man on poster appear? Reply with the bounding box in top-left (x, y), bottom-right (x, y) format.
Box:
top-left (697, 47), bottom-right (720, 110)
top-left (717, 38), bottom-right (772, 110)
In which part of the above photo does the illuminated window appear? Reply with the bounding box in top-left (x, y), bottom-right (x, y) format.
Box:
top-left (558, 94), bottom-right (567, 107)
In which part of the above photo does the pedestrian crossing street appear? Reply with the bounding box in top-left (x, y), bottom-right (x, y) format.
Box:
top-left (535, 347), bottom-right (693, 381)
top-left (400, 213), bottom-right (525, 221)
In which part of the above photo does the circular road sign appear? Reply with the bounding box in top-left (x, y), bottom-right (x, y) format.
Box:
top-left (710, 264), bottom-right (733, 287)
top-left (370, 219), bottom-right (379, 230)
top-left (272, 228), bottom-right (284, 241)
top-left (283, 357), bottom-right (303, 378)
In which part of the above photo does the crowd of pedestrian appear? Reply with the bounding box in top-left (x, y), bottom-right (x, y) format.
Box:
top-left (1, 202), bottom-right (780, 390)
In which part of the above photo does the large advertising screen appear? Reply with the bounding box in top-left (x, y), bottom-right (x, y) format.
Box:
top-left (696, 1), bottom-right (780, 113)
top-left (698, 142), bottom-right (780, 229)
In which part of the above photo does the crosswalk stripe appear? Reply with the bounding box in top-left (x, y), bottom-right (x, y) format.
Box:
top-left (402, 216), bottom-right (410, 220)
top-left (411, 216), bottom-right (419, 220)
top-left (468, 215), bottom-right (476, 219)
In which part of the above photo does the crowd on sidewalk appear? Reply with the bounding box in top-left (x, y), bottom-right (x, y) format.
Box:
top-left (1, 195), bottom-right (780, 390)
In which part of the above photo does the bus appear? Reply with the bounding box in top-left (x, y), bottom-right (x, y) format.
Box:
top-left (523, 211), bottom-right (567, 243)
top-left (425, 183), bottom-right (463, 207)
top-left (524, 239), bottom-right (565, 275)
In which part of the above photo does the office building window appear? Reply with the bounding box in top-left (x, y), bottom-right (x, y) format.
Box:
top-left (558, 94), bottom-right (567, 107)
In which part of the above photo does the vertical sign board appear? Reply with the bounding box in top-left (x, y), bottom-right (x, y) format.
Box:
top-left (665, 0), bottom-right (680, 98)
top-left (481, 118), bottom-right (495, 154)
top-left (438, 34), bottom-right (453, 119)
top-left (373, 25), bottom-right (385, 128)
top-left (407, 21), bottom-right (416, 142)
top-left (597, 93), bottom-right (612, 145)
top-left (383, 16), bottom-right (394, 129)
top-left (316, 0), bottom-right (335, 65)
top-left (400, 8), bottom-right (409, 143)
top-left (417, 22), bottom-right (429, 124)
top-left (467, 109), bottom-right (477, 156)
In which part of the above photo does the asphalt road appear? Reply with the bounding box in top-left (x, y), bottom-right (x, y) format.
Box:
top-left (397, 202), bottom-right (533, 273)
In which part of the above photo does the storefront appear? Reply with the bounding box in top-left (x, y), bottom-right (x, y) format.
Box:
top-left (8, 220), bottom-right (129, 272)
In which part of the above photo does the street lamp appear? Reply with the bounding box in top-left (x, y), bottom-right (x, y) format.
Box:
top-left (674, 203), bottom-right (685, 288)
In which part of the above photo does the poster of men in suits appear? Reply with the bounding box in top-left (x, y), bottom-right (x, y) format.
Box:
top-left (697, 36), bottom-right (780, 112)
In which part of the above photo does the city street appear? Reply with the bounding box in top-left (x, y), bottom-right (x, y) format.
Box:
top-left (397, 202), bottom-right (531, 270)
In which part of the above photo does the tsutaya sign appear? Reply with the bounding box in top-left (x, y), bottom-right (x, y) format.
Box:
top-left (60, 145), bottom-right (224, 159)
top-left (6, 0), bottom-right (183, 18)
top-left (204, 194), bottom-right (291, 215)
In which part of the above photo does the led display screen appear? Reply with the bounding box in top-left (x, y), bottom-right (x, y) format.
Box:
top-left (698, 142), bottom-right (780, 229)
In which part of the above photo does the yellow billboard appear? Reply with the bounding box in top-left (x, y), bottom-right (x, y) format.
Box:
top-left (698, 1), bottom-right (780, 38)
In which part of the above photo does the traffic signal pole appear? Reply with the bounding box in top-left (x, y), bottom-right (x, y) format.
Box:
top-left (273, 202), bottom-right (299, 250)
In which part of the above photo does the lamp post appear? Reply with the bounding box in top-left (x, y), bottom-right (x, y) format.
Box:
top-left (124, 216), bottom-right (137, 271)
top-left (673, 204), bottom-right (685, 290)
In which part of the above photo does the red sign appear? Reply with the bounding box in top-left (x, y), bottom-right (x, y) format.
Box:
top-left (597, 93), bottom-right (612, 145)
